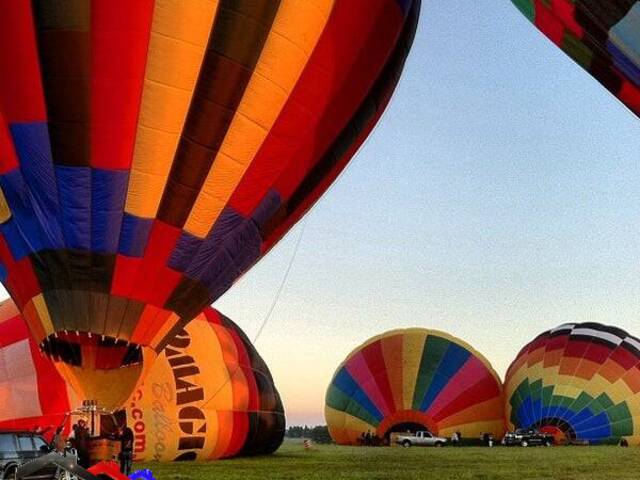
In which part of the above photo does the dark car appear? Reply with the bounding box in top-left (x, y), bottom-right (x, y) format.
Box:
top-left (501, 428), bottom-right (554, 447)
top-left (0, 431), bottom-right (55, 480)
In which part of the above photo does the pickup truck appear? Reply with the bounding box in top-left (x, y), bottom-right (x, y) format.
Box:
top-left (501, 428), bottom-right (554, 447)
top-left (394, 431), bottom-right (448, 447)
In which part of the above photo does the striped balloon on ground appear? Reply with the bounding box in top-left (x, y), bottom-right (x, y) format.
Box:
top-left (0, 0), bottom-right (420, 409)
top-left (325, 329), bottom-right (505, 445)
top-left (511, 0), bottom-right (639, 117)
top-left (505, 322), bottom-right (640, 445)
top-left (0, 298), bottom-right (285, 460)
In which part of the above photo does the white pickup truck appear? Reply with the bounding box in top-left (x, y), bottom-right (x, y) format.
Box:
top-left (393, 431), bottom-right (448, 447)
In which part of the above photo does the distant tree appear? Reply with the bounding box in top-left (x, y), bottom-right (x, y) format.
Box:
top-left (286, 425), bottom-right (333, 444)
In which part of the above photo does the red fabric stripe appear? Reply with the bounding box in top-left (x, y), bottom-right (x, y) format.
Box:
top-left (610, 346), bottom-right (640, 370)
top-left (131, 220), bottom-right (181, 307)
top-left (90, 0), bottom-right (154, 169)
top-left (223, 412), bottom-right (248, 458)
top-left (0, 313), bottom-right (29, 346)
top-left (619, 80), bottom-right (640, 116)
top-left (534, 0), bottom-right (565, 46)
top-left (203, 307), bottom-right (222, 325)
top-left (0, 415), bottom-right (69, 442)
top-left (431, 376), bottom-right (501, 422)
top-left (563, 339), bottom-right (591, 358)
top-left (361, 341), bottom-right (396, 415)
top-left (0, 113), bottom-right (20, 174)
top-left (227, 327), bottom-right (260, 411)
top-left (228, 0), bottom-right (404, 216)
top-left (29, 339), bottom-right (71, 415)
top-left (0, 1), bottom-right (47, 122)
top-left (551, 0), bottom-right (583, 37)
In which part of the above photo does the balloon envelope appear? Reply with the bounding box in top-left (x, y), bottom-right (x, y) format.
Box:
top-left (505, 322), bottom-right (640, 445)
top-left (0, 299), bottom-right (285, 460)
top-left (325, 328), bottom-right (505, 444)
top-left (0, 0), bottom-right (420, 407)
top-left (511, 0), bottom-right (640, 116)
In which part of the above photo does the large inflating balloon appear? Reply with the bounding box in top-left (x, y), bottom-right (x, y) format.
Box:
top-left (0, 0), bottom-right (420, 408)
top-left (505, 322), bottom-right (640, 445)
top-left (511, 0), bottom-right (640, 116)
top-left (0, 299), bottom-right (285, 460)
top-left (325, 329), bottom-right (505, 445)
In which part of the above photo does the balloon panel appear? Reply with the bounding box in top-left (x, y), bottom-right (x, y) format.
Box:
top-left (325, 328), bottom-right (505, 445)
top-left (504, 322), bottom-right (640, 445)
top-left (0, 0), bottom-right (421, 392)
top-left (0, 299), bottom-right (285, 460)
top-left (511, 0), bottom-right (640, 116)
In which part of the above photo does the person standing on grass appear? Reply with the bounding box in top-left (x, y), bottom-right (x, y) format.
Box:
top-left (118, 424), bottom-right (135, 475)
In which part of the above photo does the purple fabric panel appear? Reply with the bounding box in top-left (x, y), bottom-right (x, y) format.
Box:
top-left (251, 188), bottom-right (281, 229)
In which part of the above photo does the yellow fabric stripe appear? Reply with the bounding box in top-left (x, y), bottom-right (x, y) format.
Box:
top-left (0, 188), bottom-right (11, 223)
top-left (325, 406), bottom-right (375, 445)
top-left (402, 331), bottom-right (427, 410)
top-left (183, 0), bottom-right (334, 237)
top-left (33, 294), bottom-right (55, 337)
top-left (126, 0), bottom-right (219, 218)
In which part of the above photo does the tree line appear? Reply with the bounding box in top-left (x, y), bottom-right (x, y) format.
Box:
top-left (285, 425), bottom-right (333, 444)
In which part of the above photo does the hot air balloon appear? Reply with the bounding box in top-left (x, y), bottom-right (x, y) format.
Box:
top-left (0, 298), bottom-right (285, 461)
top-left (325, 329), bottom-right (505, 445)
top-left (0, 0), bottom-right (420, 409)
top-left (504, 322), bottom-right (640, 445)
top-left (511, 0), bottom-right (640, 116)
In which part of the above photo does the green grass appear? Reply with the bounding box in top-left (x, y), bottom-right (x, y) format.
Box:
top-left (139, 440), bottom-right (640, 480)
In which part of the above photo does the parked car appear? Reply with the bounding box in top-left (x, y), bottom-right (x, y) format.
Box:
top-left (394, 431), bottom-right (448, 447)
top-left (0, 431), bottom-right (55, 480)
top-left (501, 429), bottom-right (554, 447)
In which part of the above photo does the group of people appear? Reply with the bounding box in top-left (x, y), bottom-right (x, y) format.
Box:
top-left (359, 430), bottom-right (383, 446)
top-left (48, 419), bottom-right (134, 474)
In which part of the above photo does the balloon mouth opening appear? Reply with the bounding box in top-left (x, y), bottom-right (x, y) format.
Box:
top-left (534, 419), bottom-right (576, 443)
top-left (40, 332), bottom-right (143, 369)
top-left (383, 422), bottom-right (430, 439)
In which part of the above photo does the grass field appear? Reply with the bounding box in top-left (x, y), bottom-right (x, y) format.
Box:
top-left (139, 440), bottom-right (640, 480)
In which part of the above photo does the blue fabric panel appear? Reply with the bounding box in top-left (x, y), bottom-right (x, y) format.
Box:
top-left (186, 207), bottom-right (244, 279)
top-left (251, 189), bottom-right (281, 229)
top-left (91, 169), bottom-right (128, 253)
top-left (568, 407), bottom-right (596, 426)
top-left (118, 213), bottom-right (153, 257)
top-left (0, 221), bottom-right (33, 259)
top-left (575, 420), bottom-right (611, 442)
top-left (9, 122), bottom-right (59, 217)
top-left (528, 398), bottom-right (544, 425)
top-left (0, 262), bottom-right (6, 282)
top-left (199, 219), bottom-right (261, 301)
top-left (55, 166), bottom-right (91, 250)
top-left (333, 368), bottom-right (383, 421)
top-left (573, 412), bottom-right (610, 435)
top-left (607, 40), bottom-right (640, 86)
top-left (419, 343), bottom-right (471, 411)
top-left (189, 208), bottom-right (261, 300)
top-left (515, 398), bottom-right (534, 428)
top-left (609, 2), bottom-right (640, 85)
top-left (0, 169), bottom-right (62, 256)
top-left (168, 232), bottom-right (202, 273)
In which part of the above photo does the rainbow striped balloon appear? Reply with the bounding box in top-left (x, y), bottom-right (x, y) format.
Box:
top-left (505, 323), bottom-right (640, 445)
top-left (325, 329), bottom-right (505, 444)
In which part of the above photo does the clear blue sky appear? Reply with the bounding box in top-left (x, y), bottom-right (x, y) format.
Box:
top-left (214, 1), bottom-right (640, 425)
top-left (1, 1), bottom-right (637, 426)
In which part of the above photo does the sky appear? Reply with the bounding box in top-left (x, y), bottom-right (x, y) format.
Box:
top-left (2, 1), bottom-right (639, 427)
